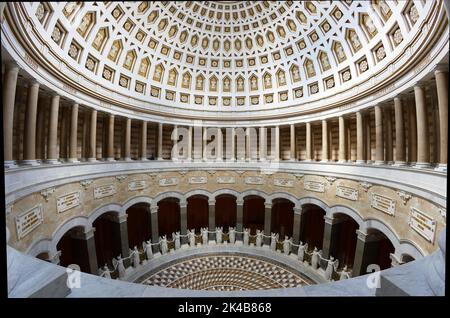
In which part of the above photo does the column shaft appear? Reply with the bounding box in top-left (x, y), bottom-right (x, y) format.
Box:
top-left (435, 70), bottom-right (448, 168)
top-left (408, 98), bottom-right (417, 163)
top-left (68, 103), bottom-right (79, 162)
top-left (306, 122), bottom-right (312, 161)
top-left (208, 201), bottom-right (216, 240)
top-left (365, 112), bottom-right (372, 162)
top-left (259, 127), bottom-right (266, 161)
top-left (88, 109), bottom-right (97, 161)
top-left (264, 203), bottom-right (272, 245)
top-left (385, 106), bottom-right (393, 163)
top-left (274, 126), bottom-right (280, 161)
top-left (60, 106), bottom-right (68, 161)
top-left (3, 65), bottom-right (19, 167)
top-left (46, 95), bottom-right (60, 163)
top-left (290, 124), bottom-right (296, 160)
top-left (140, 121), bottom-right (147, 160)
top-left (338, 116), bottom-right (346, 162)
top-left (394, 98), bottom-right (406, 165)
top-left (414, 85), bottom-right (430, 167)
top-left (236, 200), bottom-right (244, 240)
top-left (321, 120), bottom-right (328, 162)
top-left (124, 118), bottom-right (131, 160)
top-left (23, 81), bottom-right (40, 163)
top-left (180, 204), bottom-right (187, 244)
top-left (356, 111), bottom-right (364, 163)
top-left (107, 114), bottom-right (114, 161)
top-left (157, 123), bottom-right (163, 160)
top-left (188, 126), bottom-right (193, 161)
top-left (35, 98), bottom-right (46, 161)
top-left (150, 208), bottom-right (159, 251)
top-left (374, 105), bottom-right (384, 164)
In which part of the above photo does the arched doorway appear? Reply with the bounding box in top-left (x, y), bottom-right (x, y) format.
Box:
top-left (126, 202), bottom-right (152, 249)
top-left (299, 203), bottom-right (326, 250)
top-left (328, 213), bottom-right (359, 269)
top-left (187, 195), bottom-right (209, 231)
top-left (356, 228), bottom-right (395, 274)
top-left (271, 198), bottom-right (294, 238)
top-left (215, 194), bottom-right (237, 229)
top-left (56, 225), bottom-right (96, 273)
top-left (93, 212), bottom-right (124, 268)
top-left (158, 198), bottom-right (181, 237)
top-left (243, 195), bottom-right (265, 235)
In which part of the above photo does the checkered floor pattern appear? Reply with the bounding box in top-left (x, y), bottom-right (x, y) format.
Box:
top-left (140, 254), bottom-right (310, 291)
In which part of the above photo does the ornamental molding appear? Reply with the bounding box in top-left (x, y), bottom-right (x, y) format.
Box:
top-left (40, 187), bottom-right (55, 202)
top-left (397, 191), bottom-right (412, 205)
top-left (80, 179), bottom-right (94, 190)
top-left (359, 181), bottom-right (373, 192)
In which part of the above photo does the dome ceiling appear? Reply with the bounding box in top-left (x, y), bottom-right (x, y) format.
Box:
top-left (25, 1), bottom-right (427, 111)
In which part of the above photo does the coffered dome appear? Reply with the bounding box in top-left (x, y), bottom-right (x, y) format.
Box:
top-left (3, 1), bottom-right (444, 120)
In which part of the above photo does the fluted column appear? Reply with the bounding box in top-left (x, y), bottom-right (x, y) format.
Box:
top-left (3, 64), bottom-right (19, 168)
top-left (290, 124), bottom-right (296, 161)
top-left (274, 125), bottom-right (280, 161)
top-left (259, 127), bottom-right (266, 161)
top-left (202, 126), bottom-right (207, 161)
top-left (245, 128), bottom-right (251, 161)
top-left (68, 103), bottom-right (79, 163)
top-left (408, 97), bottom-right (417, 164)
top-left (321, 120), bottom-right (328, 162)
top-left (385, 106), bottom-right (393, 164)
top-left (123, 117), bottom-right (131, 161)
top-left (305, 122), bottom-right (312, 161)
top-left (356, 111), bottom-right (364, 164)
top-left (338, 116), bottom-right (346, 162)
top-left (435, 70), bottom-right (448, 171)
top-left (88, 109), bottom-right (97, 162)
top-left (394, 97), bottom-right (406, 166)
top-left (374, 105), bottom-right (384, 165)
top-left (188, 126), bottom-right (193, 161)
top-left (23, 81), bottom-right (40, 165)
top-left (157, 122), bottom-right (163, 160)
top-left (216, 128), bottom-right (223, 161)
top-left (140, 121), bottom-right (147, 160)
top-left (59, 106), bottom-right (68, 161)
top-left (46, 95), bottom-right (60, 164)
top-left (106, 114), bottom-right (114, 161)
top-left (35, 97), bottom-right (46, 161)
top-left (414, 85), bottom-right (430, 167)
top-left (365, 112), bottom-right (372, 163)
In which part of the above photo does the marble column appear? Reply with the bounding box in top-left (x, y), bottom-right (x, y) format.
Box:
top-left (259, 127), bottom-right (266, 161)
top-left (106, 114), bottom-right (115, 161)
top-left (35, 97), bottom-right (46, 161)
top-left (274, 125), bottom-right (280, 161)
top-left (88, 109), bottom-right (97, 162)
top-left (202, 126), bottom-right (207, 161)
top-left (68, 103), bottom-right (79, 163)
top-left (394, 97), bottom-right (406, 166)
top-left (321, 215), bottom-right (343, 269)
top-left (208, 200), bottom-right (216, 240)
top-left (59, 106), bottom-right (68, 162)
top-left (292, 206), bottom-right (304, 253)
top-left (365, 112), bottom-right (372, 163)
top-left (180, 202), bottom-right (188, 244)
top-left (188, 126), bottom-right (193, 161)
top-left (305, 122), bottom-right (312, 161)
top-left (236, 199), bottom-right (244, 240)
top-left (264, 202), bottom-right (272, 245)
top-left (245, 128), bottom-right (251, 161)
top-left (414, 85), bottom-right (430, 167)
top-left (123, 117), bottom-right (131, 161)
top-left (70, 228), bottom-right (98, 274)
top-left (435, 70), bottom-right (448, 171)
top-left (374, 105), bottom-right (384, 165)
top-left (172, 125), bottom-right (178, 161)
top-left (290, 124), bottom-right (296, 161)
top-left (385, 106), bottom-right (393, 164)
top-left (321, 120), bottom-right (329, 162)
top-left (46, 95), bottom-right (60, 164)
top-left (3, 64), bottom-right (19, 168)
top-left (150, 206), bottom-right (159, 251)
top-left (110, 214), bottom-right (130, 265)
top-left (338, 116), bottom-right (346, 162)
top-left (408, 97), bottom-right (417, 164)
top-left (22, 81), bottom-right (40, 165)
top-left (216, 128), bottom-right (223, 161)
top-left (157, 122), bottom-right (163, 160)
top-left (352, 229), bottom-right (382, 277)
top-left (140, 121), bottom-right (147, 160)
top-left (356, 111), bottom-right (364, 164)
top-left (231, 127), bottom-right (236, 161)
top-left (81, 110), bottom-right (89, 160)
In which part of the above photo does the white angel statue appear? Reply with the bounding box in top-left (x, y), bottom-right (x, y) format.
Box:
top-left (173, 232), bottom-right (181, 250)
top-left (160, 235), bottom-right (168, 254)
top-left (243, 228), bottom-right (249, 246)
top-left (283, 236), bottom-right (291, 255)
top-left (216, 226), bottom-right (223, 244)
top-left (129, 246), bottom-right (140, 268)
top-left (297, 241), bottom-right (308, 262)
top-left (339, 265), bottom-right (352, 280)
top-left (228, 227), bottom-right (236, 244)
top-left (98, 264), bottom-right (112, 279)
top-left (324, 256), bottom-right (339, 281)
top-left (311, 247), bottom-right (322, 270)
top-left (188, 229), bottom-right (196, 247)
top-left (202, 227), bottom-right (208, 245)
top-left (255, 230), bottom-right (263, 247)
top-left (143, 240), bottom-right (153, 260)
top-left (270, 233), bottom-right (278, 251)
top-left (112, 255), bottom-right (125, 279)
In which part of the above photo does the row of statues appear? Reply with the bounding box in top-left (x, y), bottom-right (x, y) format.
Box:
top-left (99, 227), bottom-right (352, 281)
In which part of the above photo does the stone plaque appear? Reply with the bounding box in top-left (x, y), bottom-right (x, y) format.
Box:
top-left (336, 186), bottom-right (358, 201)
top-left (94, 184), bottom-right (117, 199)
top-left (15, 204), bottom-right (43, 240)
top-left (370, 193), bottom-right (395, 216)
top-left (304, 180), bottom-right (325, 193)
top-left (159, 177), bottom-right (178, 186)
top-left (128, 180), bottom-right (146, 191)
top-left (189, 176), bottom-right (207, 184)
top-left (245, 176), bottom-right (264, 185)
top-left (217, 176), bottom-right (235, 184)
top-left (274, 178), bottom-right (294, 188)
top-left (57, 191), bottom-right (81, 213)
top-left (409, 207), bottom-right (436, 243)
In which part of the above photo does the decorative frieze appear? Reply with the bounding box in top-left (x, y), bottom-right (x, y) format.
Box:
top-left (15, 204), bottom-right (43, 240)
top-left (56, 191), bottom-right (81, 213)
top-left (80, 179), bottom-right (94, 190)
top-left (359, 182), bottom-right (373, 192)
top-left (304, 180), bottom-right (325, 193)
top-left (188, 176), bottom-right (207, 184)
top-left (336, 185), bottom-right (358, 201)
top-left (128, 180), bottom-right (146, 191)
top-left (40, 187), bottom-right (55, 202)
top-left (245, 176), bottom-right (265, 185)
top-left (409, 207), bottom-right (436, 243)
top-left (370, 193), bottom-right (396, 216)
top-left (217, 176), bottom-right (235, 184)
top-left (273, 178), bottom-right (294, 188)
top-left (159, 177), bottom-right (178, 186)
top-left (94, 184), bottom-right (117, 199)
top-left (397, 191), bottom-right (412, 205)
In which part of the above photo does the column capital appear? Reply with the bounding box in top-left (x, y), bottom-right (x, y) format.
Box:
top-left (208, 199), bottom-right (216, 206)
top-left (355, 229), bottom-right (368, 241)
top-left (150, 206), bottom-right (158, 214)
top-left (433, 65), bottom-right (448, 75)
top-left (71, 227), bottom-right (96, 240)
top-left (264, 202), bottom-right (272, 209)
top-left (28, 79), bottom-right (40, 87)
top-left (236, 199), bottom-right (244, 206)
top-left (323, 215), bottom-right (339, 225)
top-left (293, 206), bottom-right (303, 214)
top-left (110, 213), bottom-right (128, 223)
top-left (5, 61), bottom-right (20, 73)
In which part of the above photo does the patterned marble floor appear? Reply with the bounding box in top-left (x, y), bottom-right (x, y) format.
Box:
top-left (139, 253), bottom-right (312, 291)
